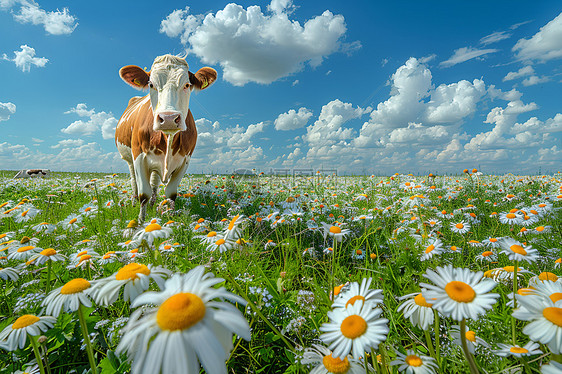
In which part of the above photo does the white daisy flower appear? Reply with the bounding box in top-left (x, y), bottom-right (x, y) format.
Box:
top-left (498, 237), bottom-right (539, 263)
top-left (420, 265), bottom-right (499, 321)
top-left (301, 344), bottom-right (365, 374)
top-left (13, 206), bottom-right (41, 223)
top-left (131, 222), bottom-right (172, 246)
top-left (397, 292), bottom-right (435, 330)
top-left (498, 211), bottom-right (524, 225)
top-left (206, 237), bottom-right (235, 253)
top-left (321, 223), bottom-right (352, 243)
top-left (31, 222), bottom-right (56, 234)
top-left (7, 245), bottom-right (41, 261)
top-left (420, 239), bottom-right (445, 261)
top-left (25, 248), bottom-right (66, 266)
top-left (332, 278), bottom-right (384, 309)
top-left (0, 314), bottom-right (56, 351)
top-left (450, 325), bottom-right (490, 354)
top-left (42, 278), bottom-right (95, 317)
top-left (541, 360), bottom-right (562, 373)
top-left (319, 300), bottom-right (389, 359)
top-left (450, 221), bottom-right (470, 234)
top-left (60, 213), bottom-right (83, 231)
top-left (390, 349), bottom-right (438, 374)
top-left (493, 341), bottom-right (542, 357)
top-left (116, 267), bottom-right (251, 374)
top-left (92, 263), bottom-right (170, 306)
top-left (0, 266), bottom-right (20, 281)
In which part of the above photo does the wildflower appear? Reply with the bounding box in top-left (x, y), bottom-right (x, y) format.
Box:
top-left (482, 237), bottom-right (501, 248)
top-left (42, 278), bottom-right (95, 317)
top-left (0, 231), bottom-right (15, 243)
top-left (60, 213), bottom-right (83, 231)
top-left (116, 267), bottom-right (251, 374)
top-left (498, 238), bottom-right (539, 263)
top-left (92, 263), bottom-right (170, 306)
top-left (206, 237), bottom-right (235, 253)
top-left (420, 265), bottom-right (499, 321)
top-left (487, 266), bottom-right (532, 282)
top-left (450, 221), bottom-right (470, 234)
top-left (332, 278), bottom-right (384, 309)
top-left (223, 214), bottom-right (247, 241)
top-left (532, 225), bottom-right (552, 234)
top-left (397, 292), bottom-right (434, 330)
top-left (98, 251), bottom-right (119, 265)
top-left (79, 204), bottom-right (98, 217)
top-left (420, 239), bottom-right (444, 261)
top-left (123, 219), bottom-right (138, 238)
top-left (7, 245), bottom-right (41, 261)
top-left (320, 300), bottom-right (389, 359)
top-left (158, 241), bottom-right (182, 253)
top-left (475, 250), bottom-right (497, 263)
top-left (0, 267), bottom-right (20, 281)
top-left (13, 206), bottom-right (41, 223)
top-left (198, 231), bottom-right (220, 245)
top-left (498, 211), bottom-right (523, 225)
top-left (26, 248), bottom-right (66, 266)
top-left (390, 350), bottom-right (438, 374)
top-left (0, 314), bottom-right (56, 350)
top-left (31, 222), bottom-right (56, 234)
top-left (322, 223), bottom-right (352, 243)
top-left (493, 341), bottom-right (542, 357)
top-left (542, 361), bottom-right (562, 373)
top-left (450, 325), bottom-right (490, 354)
top-left (131, 222), bottom-right (173, 246)
top-left (301, 344), bottom-right (365, 374)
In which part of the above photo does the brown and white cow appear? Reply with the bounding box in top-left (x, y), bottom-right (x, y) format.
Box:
top-left (116, 54), bottom-right (216, 221)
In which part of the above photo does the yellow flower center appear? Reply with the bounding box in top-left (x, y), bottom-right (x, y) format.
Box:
top-left (69, 218), bottom-right (78, 224)
top-left (506, 213), bottom-right (516, 219)
top-left (61, 278), bottom-right (91, 294)
top-left (482, 251), bottom-right (493, 257)
top-left (127, 220), bottom-right (137, 228)
top-left (228, 215), bottom-right (240, 230)
top-left (539, 272), bottom-right (558, 282)
top-left (549, 293), bottom-right (562, 303)
top-left (405, 355), bottom-right (423, 367)
top-left (286, 197), bottom-right (296, 203)
top-left (21, 209), bottom-right (29, 217)
top-left (445, 281), bottom-right (476, 303)
top-left (156, 293), bottom-right (206, 331)
top-left (207, 231), bottom-right (217, 237)
top-left (330, 226), bottom-right (342, 234)
top-left (465, 330), bottom-right (476, 342)
top-left (322, 354), bottom-right (350, 374)
top-left (340, 315), bottom-right (367, 339)
top-left (489, 238), bottom-right (498, 242)
top-left (215, 238), bottom-right (226, 246)
top-left (345, 295), bottom-right (366, 308)
top-left (145, 223), bottom-right (161, 232)
top-left (414, 293), bottom-right (433, 308)
top-left (78, 254), bottom-right (91, 264)
top-left (425, 245), bottom-right (435, 254)
top-left (40, 248), bottom-right (56, 256)
top-left (510, 244), bottom-right (527, 255)
top-left (509, 346), bottom-right (528, 354)
top-left (543, 307), bottom-right (562, 327)
top-left (17, 245), bottom-right (35, 252)
top-left (12, 315), bottom-right (40, 330)
top-left (455, 223), bottom-right (464, 229)
top-left (536, 226), bottom-right (545, 232)
top-left (115, 263), bottom-right (150, 281)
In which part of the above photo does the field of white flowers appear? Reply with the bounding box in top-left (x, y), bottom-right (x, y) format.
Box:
top-left (0, 170), bottom-right (561, 374)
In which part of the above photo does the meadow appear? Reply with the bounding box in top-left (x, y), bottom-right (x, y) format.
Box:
top-left (0, 169), bottom-right (561, 374)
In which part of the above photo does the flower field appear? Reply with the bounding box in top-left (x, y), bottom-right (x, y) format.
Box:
top-left (0, 170), bottom-right (561, 374)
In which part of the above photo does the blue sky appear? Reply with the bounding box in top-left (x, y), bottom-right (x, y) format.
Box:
top-left (1, 0), bottom-right (561, 174)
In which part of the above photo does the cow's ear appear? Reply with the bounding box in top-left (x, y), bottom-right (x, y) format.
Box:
top-left (189, 67), bottom-right (217, 90)
top-left (120, 65), bottom-right (150, 90)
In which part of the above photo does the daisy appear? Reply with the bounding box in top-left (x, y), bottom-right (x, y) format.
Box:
top-left (7, 245), bottom-right (41, 261)
top-left (542, 361), bottom-right (562, 373)
top-left (158, 240), bottom-right (182, 253)
top-left (115, 267), bottom-right (251, 374)
top-left (332, 278), bottom-right (384, 309)
top-left (60, 213), bottom-right (83, 231)
top-left (420, 265), bottom-right (499, 321)
top-left (450, 221), bottom-right (470, 234)
top-left (198, 231), bottom-right (220, 245)
top-left (321, 223), bottom-right (352, 243)
top-left (98, 251), bottom-right (119, 265)
top-left (42, 277), bottom-right (95, 317)
top-left (13, 206), bottom-right (41, 223)
top-left (486, 266), bottom-right (532, 283)
top-left (31, 222), bottom-right (56, 234)
top-left (301, 344), bottom-right (365, 374)
top-left (390, 350), bottom-right (438, 374)
top-left (498, 211), bottom-right (523, 225)
top-left (498, 238), bottom-right (539, 263)
top-left (0, 314), bottom-right (56, 350)
top-left (533, 225), bottom-right (552, 234)
top-left (0, 266), bottom-right (20, 281)
top-left (493, 341), bottom-right (542, 357)
top-left (206, 237), bottom-right (235, 253)
top-left (223, 214), bottom-right (247, 241)
top-left (450, 325), bottom-right (490, 354)
top-left (92, 263), bottom-right (170, 306)
top-left (0, 231), bottom-right (15, 243)
top-left (131, 222), bottom-right (173, 246)
top-left (320, 300), bottom-right (389, 359)
top-left (420, 239), bottom-right (445, 261)
top-left (69, 249), bottom-right (100, 267)
top-left (26, 247), bottom-right (66, 266)
top-left (481, 237), bottom-right (501, 248)
top-left (397, 292), bottom-right (434, 330)
top-left (122, 219), bottom-right (138, 238)
top-left (474, 250), bottom-right (497, 263)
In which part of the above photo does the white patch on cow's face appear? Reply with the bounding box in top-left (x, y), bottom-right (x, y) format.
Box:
top-left (148, 61), bottom-right (193, 134)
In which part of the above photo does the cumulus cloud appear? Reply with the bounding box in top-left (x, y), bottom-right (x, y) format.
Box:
top-left (2, 45), bottom-right (48, 72)
top-left (160, 1), bottom-right (357, 85)
top-left (513, 12), bottom-right (562, 62)
top-left (274, 107), bottom-right (313, 131)
top-left (1, 0), bottom-right (77, 35)
top-left (439, 46), bottom-right (498, 67)
top-left (503, 65), bottom-right (534, 81)
top-left (0, 101), bottom-right (16, 121)
top-left (61, 103), bottom-right (117, 140)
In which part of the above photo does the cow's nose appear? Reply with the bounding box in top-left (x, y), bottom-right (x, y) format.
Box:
top-left (157, 112), bottom-right (181, 127)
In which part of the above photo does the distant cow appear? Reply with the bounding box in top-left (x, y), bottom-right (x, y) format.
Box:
top-left (116, 54), bottom-right (217, 221)
top-left (13, 169), bottom-right (51, 179)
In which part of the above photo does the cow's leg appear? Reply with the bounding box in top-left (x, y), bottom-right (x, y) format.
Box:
top-left (127, 162), bottom-right (138, 205)
top-left (164, 159), bottom-right (189, 212)
top-left (149, 172), bottom-right (161, 207)
top-left (133, 154), bottom-right (151, 223)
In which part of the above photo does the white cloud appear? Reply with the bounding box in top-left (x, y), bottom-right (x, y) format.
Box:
top-left (3, 0), bottom-right (77, 35)
top-left (161, 1), bottom-right (357, 85)
top-left (513, 12), bottom-right (562, 62)
top-left (0, 101), bottom-right (16, 121)
top-left (274, 107), bottom-right (313, 131)
top-left (2, 45), bottom-right (48, 72)
top-left (521, 75), bottom-right (550, 86)
top-left (424, 79), bottom-right (486, 124)
top-left (61, 103), bottom-right (117, 140)
top-left (480, 31), bottom-right (511, 45)
top-left (440, 46), bottom-right (498, 67)
top-left (503, 65), bottom-right (534, 81)
top-left (226, 122), bottom-right (266, 149)
top-left (31, 137), bottom-right (43, 143)
top-left (51, 138), bottom-right (85, 149)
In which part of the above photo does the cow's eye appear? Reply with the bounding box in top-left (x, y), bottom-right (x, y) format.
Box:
top-left (148, 82), bottom-right (154, 89)
top-left (184, 83), bottom-right (190, 89)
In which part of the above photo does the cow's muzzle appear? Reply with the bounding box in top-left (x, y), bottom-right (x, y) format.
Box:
top-left (154, 111), bottom-right (183, 133)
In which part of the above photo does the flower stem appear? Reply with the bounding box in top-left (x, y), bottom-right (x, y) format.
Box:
top-left (45, 259), bottom-right (52, 293)
top-left (29, 334), bottom-right (46, 374)
top-left (424, 330), bottom-right (436, 359)
top-left (434, 310), bottom-right (441, 365)
top-left (512, 260), bottom-right (519, 346)
top-left (78, 304), bottom-right (98, 374)
top-left (460, 319), bottom-right (479, 374)
top-left (371, 347), bottom-right (382, 374)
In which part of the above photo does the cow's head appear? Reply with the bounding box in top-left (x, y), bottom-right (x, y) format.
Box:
top-left (119, 54), bottom-right (217, 134)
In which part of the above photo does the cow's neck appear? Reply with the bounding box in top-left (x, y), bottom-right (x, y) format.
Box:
top-left (163, 133), bottom-right (175, 184)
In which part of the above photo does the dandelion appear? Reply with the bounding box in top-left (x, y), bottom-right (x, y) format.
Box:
top-left (92, 263), bottom-right (170, 306)
top-left (301, 344), bottom-right (365, 374)
top-left (116, 267), bottom-right (251, 374)
top-left (493, 341), bottom-right (542, 357)
top-left (320, 300), bottom-right (389, 359)
top-left (390, 350), bottom-right (438, 374)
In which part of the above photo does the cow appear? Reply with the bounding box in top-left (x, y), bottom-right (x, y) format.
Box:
top-left (13, 169), bottom-right (51, 179)
top-left (115, 54), bottom-right (217, 222)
